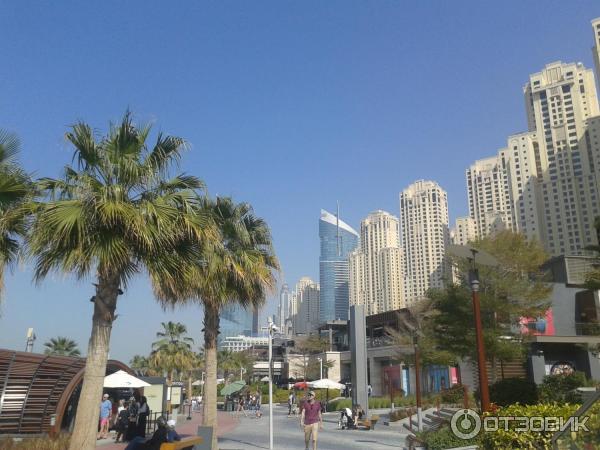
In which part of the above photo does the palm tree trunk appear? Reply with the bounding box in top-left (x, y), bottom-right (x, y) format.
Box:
top-left (203, 303), bottom-right (219, 450)
top-left (68, 272), bottom-right (119, 450)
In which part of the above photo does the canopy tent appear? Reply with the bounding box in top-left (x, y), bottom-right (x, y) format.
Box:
top-left (220, 380), bottom-right (246, 396)
top-left (192, 379), bottom-right (204, 386)
top-left (103, 370), bottom-right (151, 388)
top-left (308, 379), bottom-right (345, 390)
top-left (293, 381), bottom-right (309, 389)
top-left (260, 376), bottom-right (270, 382)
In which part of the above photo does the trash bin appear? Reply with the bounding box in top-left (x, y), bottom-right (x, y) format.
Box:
top-left (226, 399), bottom-right (234, 412)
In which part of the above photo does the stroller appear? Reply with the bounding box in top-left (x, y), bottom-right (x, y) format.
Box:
top-left (338, 407), bottom-right (356, 430)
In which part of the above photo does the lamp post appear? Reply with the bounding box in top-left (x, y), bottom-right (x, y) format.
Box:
top-left (317, 357), bottom-right (323, 380)
top-left (470, 267), bottom-right (490, 412)
top-left (413, 332), bottom-right (423, 432)
top-left (264, 317), bottom-right (276, 450)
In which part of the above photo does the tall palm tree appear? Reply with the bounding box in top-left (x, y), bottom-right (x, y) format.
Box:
top-left (0, 130), bottom-right (31, 301)
top-left (130, 355), bottom-right (152, 376)
top-left (43, 336), bottom-right (81, 356)
top-left (149, 321), bottom-right (195, 381)
top-left (27, 112), bottom-right (212, 450)
top-left (158, 197), bottom-right (278, 448)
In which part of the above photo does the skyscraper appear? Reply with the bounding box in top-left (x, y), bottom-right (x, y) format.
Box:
top-left (218, 303), bottom-right (258, 347)
top-left (400, 180), bottom-right (449, 304)
top-left (450, 216), bottom-right (478, 246)
top-left (290, 277), bottom-right (320, 335)
top-left (278, 283), bottom-right (289, 332)
top-left (520, 59), bottom-right (600, 255)
top-left (592, 18), bottom-right (600, 91)
top-left (349, 210), bottom-right (404, 315)
top-left (466, 153), bottom-right (513, 238)
top-left (319, 208), bottom-right (359, 322)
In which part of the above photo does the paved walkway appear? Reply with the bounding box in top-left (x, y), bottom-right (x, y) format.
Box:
top-left (96, 409), bottom-right (238, 449)
top-left (219, 405), bottom-right (410, 450)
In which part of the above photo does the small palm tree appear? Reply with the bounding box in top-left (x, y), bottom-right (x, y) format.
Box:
top-left (27, 112), bottom-right (212, 450)
top-left (44, 336), bottom-right (81, 356)
top-left (0, 130), bottom-right (31, 301)
top-left (158, 197), bottom-right (278, 448)
top-left (130, 355), bottom-right (151, 376)
top-left (149, 321), bottom-right (195, 381)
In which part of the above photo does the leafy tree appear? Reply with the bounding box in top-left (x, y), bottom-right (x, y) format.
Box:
top-left (291, 335), bottom-right (329, 379)
top-left (27, 112), bottom-right (210, 450)
top-left (43, 336), bottom-right (81, 357)
top-left (432, 230), bottom-right (551, 382)
top-left (157, 197), bottom-right (278, 448)
top-left (585, 216), bottom-right (600, 290)
top-left (0, 130), bottom-right (31, 303)
top-left (218, 349), bottom-right (255, 381)
top-left (149, 321), bottom-right (196, 381)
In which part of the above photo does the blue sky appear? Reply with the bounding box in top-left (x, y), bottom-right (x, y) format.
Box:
top-left (1, 1), bottom-right (599, 362)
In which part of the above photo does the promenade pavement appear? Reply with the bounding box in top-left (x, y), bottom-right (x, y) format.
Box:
top-left (219, 404), bottom-right (410, 450)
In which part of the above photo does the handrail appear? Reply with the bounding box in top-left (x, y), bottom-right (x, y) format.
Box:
top-left (552, 390), bottom-right (600, 449)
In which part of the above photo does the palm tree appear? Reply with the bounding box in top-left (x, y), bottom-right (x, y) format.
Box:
top-left (43, 336), bottom-right (81, 356)
top-left (130, 355), bottom-right (151, 376)
top-left (158, 197), bottom-right (278, 448)
top-left (149, 321), bottom-right (195, 381)
top-left (27, 112), bottom-right (212, 450)
top-left (0, 130), bottom-right (31, 301)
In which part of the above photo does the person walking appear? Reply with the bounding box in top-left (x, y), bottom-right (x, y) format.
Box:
top-left (125, 396), bottom-right (139, 442)
top-left (288, 391), bottom-right (296, 417)
top-left (97, 393), bottom-right (112, 440)
top-left (137, 396), bottom-right (149, 437)
top-left (114, 400), bottom-right (130, 443)
top-left (300, 391), bottom-right (322, 450)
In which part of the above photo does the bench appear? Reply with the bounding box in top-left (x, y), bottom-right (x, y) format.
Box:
top-left (160, 436), bottom-right (203, 450)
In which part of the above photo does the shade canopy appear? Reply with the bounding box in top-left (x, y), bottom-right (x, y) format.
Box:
top-left (192, 380), bottom-right (204, 386)
top-left (220, 380), bottom-right (246, 396)
top-left (309, 379), bottom-right (345, 390)
top-left (293, 381), bottom-right (309, 389)
top-left (103, 370), bottom-right (151, 388)
top-left (260, 376), bottom-right (270, 382)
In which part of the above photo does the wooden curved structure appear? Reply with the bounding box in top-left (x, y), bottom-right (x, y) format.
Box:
top-left (0, 349), bottom-right (130, 435)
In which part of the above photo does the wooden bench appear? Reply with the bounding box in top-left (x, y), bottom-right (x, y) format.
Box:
top-left (160, 436), bottom-right (203, 450)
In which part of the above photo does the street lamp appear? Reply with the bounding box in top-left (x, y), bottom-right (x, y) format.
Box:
top-left (240, 366), bottom-right (246, 381)
top-left (317, 357), bottom-right (323, 380)
top-left (448, 244), bottom-right (498, 413)
top-left (413, 332), bottom-right (423, 432)
top-left (262, 316), bottom-right (278, 450)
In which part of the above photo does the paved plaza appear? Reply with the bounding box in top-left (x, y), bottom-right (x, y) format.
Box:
top-left (219, 405), bottom-right (409, 450)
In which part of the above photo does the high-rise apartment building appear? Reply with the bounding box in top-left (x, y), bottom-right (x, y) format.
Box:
top-left (400, 180), bottom-right (450, 303)
top-left (278, 283), bottom-right (289, 332)
top-left (219, 303), bottom-right (258, 347)
top-left (290, 277), bottom-right (320, 335)
top-left (519, 57), bottom-right (600, 255)
top-left (592, 18), bottom-right (600, 90)
top-left (450, 216), bottom-right (478, 246)
top-left (349, 210), bottom-right (404, 315)
top-left (319, 209), bottom-right (359, 322)
top-left (466, 153), bottom-right (513, 238)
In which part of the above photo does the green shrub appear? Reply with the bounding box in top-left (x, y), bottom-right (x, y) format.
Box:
top-left (539, 371), bottom-right (589, 404)
top-left (328, 398), bottom-right (352, 411)
top-left (489, 377), bottom-right (538, 406)
top-left (440, 384), bottom-right (466, 405)
top-left (482, 403), bottom-right (579, 449)
top-left (416, 426), bottom-right (481, 450)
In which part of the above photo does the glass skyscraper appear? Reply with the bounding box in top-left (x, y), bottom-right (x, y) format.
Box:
top-left (218, 303), bottom-right (258, 347)
top-left (319, 209), bottom-right (359, 322)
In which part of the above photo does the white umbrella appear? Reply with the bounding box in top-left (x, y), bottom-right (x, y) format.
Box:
top-left (104, 370), bottom-right (151, 388)
top-left (260, 376), bottom-right (270, 382)
top-left (308, 379), bottom-right (345, 390)
top-left (192, 379), bottom-right (205, 386)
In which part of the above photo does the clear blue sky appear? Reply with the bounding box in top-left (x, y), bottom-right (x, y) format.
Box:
top-left (1, 1), bottom-right (599, 362)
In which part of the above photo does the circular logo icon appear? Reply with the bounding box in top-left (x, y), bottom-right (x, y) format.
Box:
top-left (450, 409), bottom-right (481, 440)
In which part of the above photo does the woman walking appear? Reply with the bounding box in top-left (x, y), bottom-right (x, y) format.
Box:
top-left (137, 396), bottom-right (149, 437)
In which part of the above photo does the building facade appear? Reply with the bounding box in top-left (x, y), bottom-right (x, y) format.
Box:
top-left (349, 210), bottom-right (404, 315)
top-left (400, 180), bottom-right (450, 303)
top-left (450, 216), bottom-right (478, 246)
top-left (466, 153), bottom-right (513, 238)
top-left (218, 303), bottom-right (258, 346)
top-left (319, 209), bottom-right (359, 322)
top-left (278, 283), bottom-right (289, 332)
top-left (290, 276), bottom-right (320, 335)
